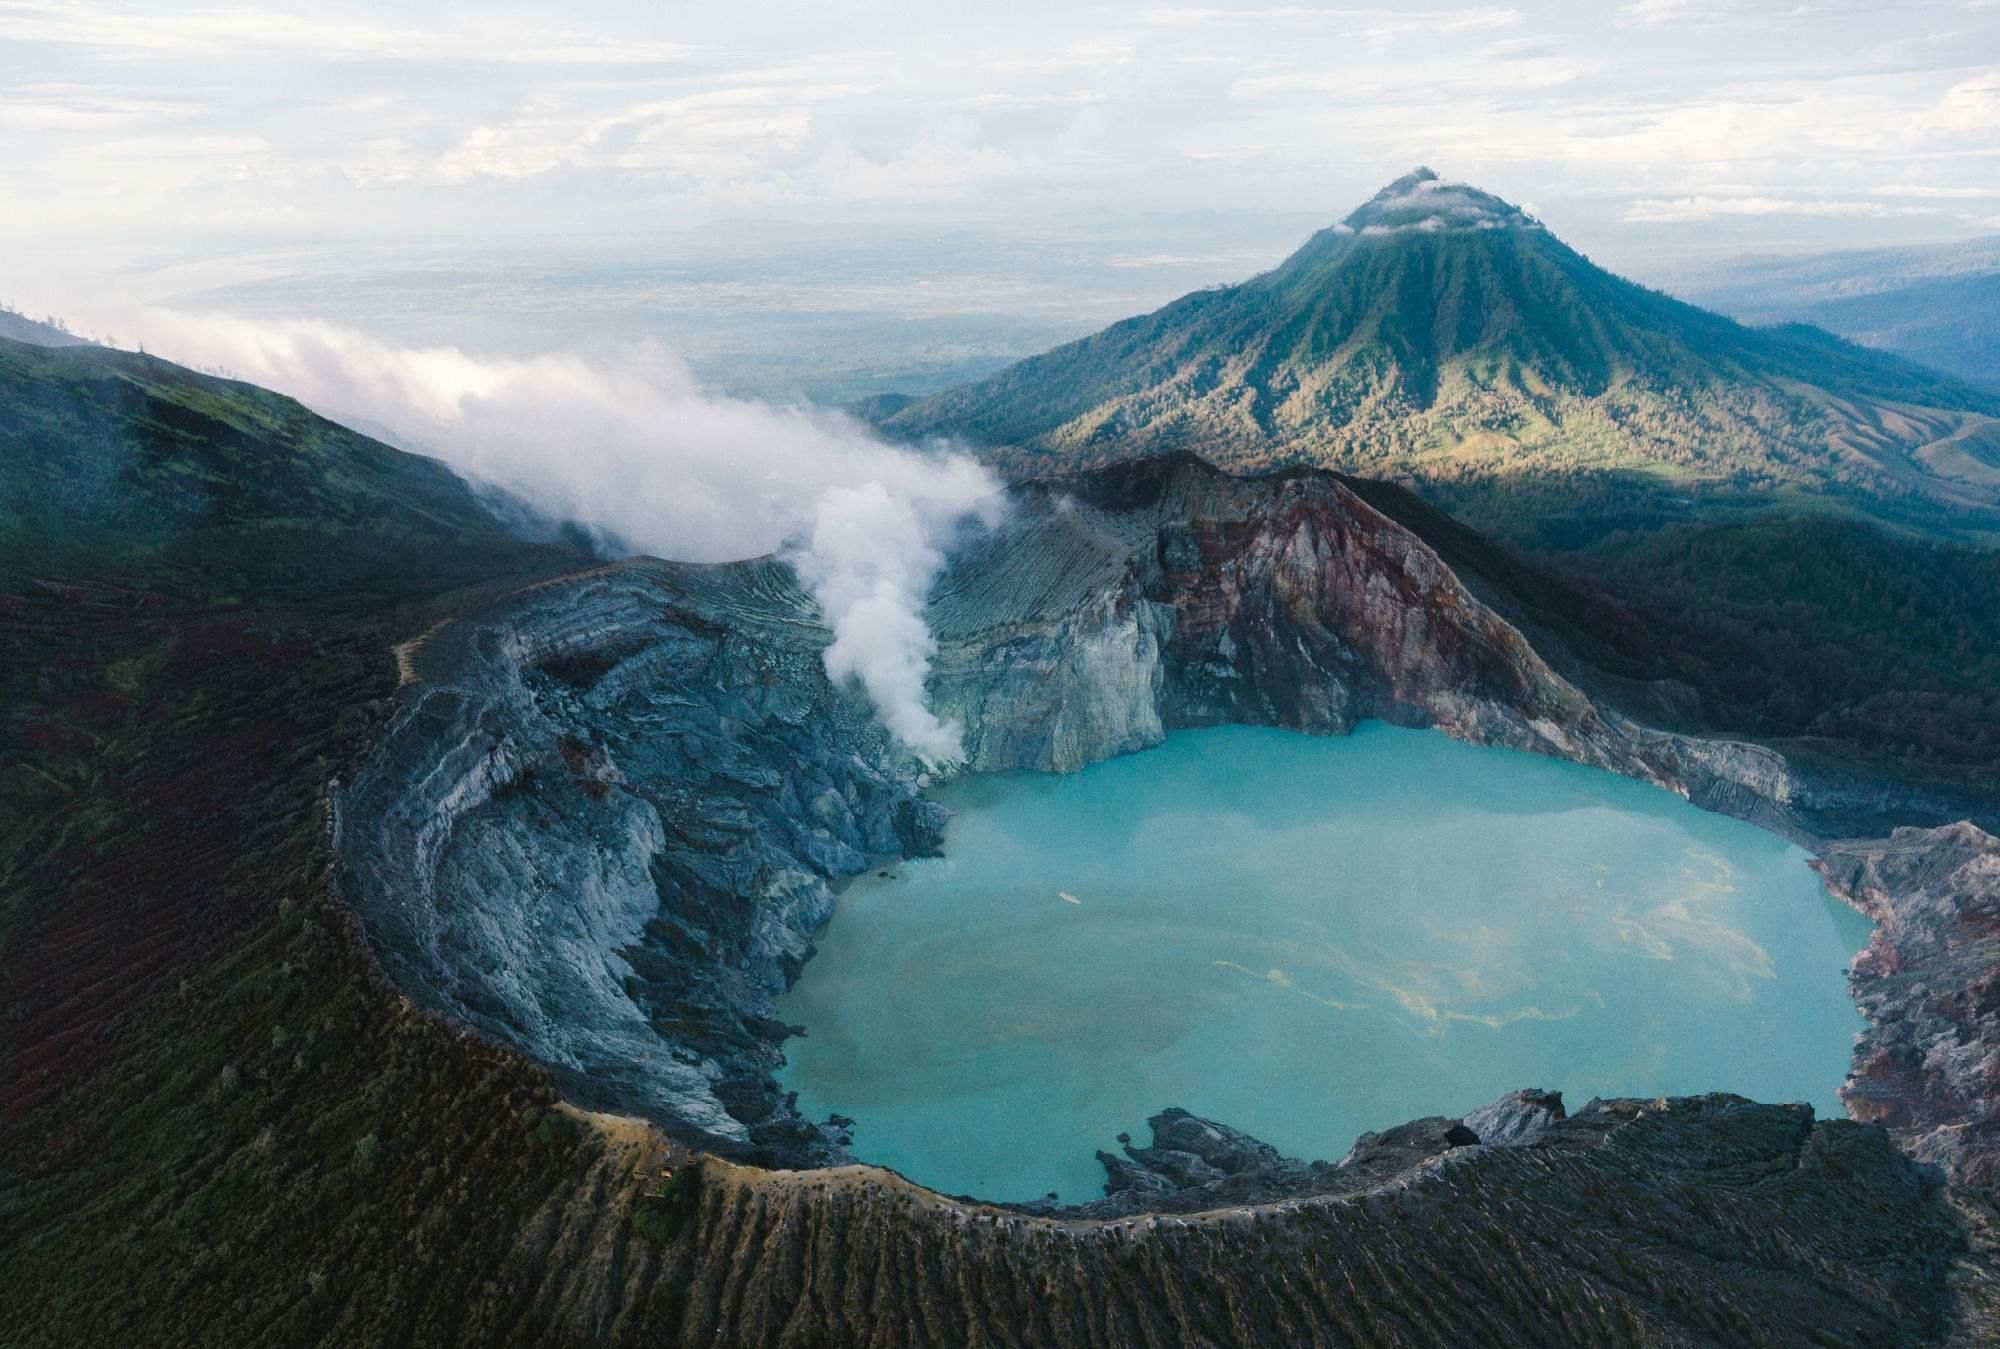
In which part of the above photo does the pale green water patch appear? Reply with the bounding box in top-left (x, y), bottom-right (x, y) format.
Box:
top-left (776, 724), bottom-right (1873, 1203)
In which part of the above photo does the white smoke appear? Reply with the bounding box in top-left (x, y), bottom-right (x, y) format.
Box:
top-left (124, 312), bottom-right (1000, 764)
top-left (794, 476), bottom-right (994, 763)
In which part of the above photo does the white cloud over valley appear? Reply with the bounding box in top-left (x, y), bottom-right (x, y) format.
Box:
top-left (124, 311), bottom-right (1000, 763)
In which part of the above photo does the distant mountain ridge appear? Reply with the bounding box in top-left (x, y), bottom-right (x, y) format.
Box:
top-left (0, 306), bottom-right (91, 349)
top-left (882, 169), bottom-right (2000, 547)
top-left (1675, 235), bottom-right (2000, 394)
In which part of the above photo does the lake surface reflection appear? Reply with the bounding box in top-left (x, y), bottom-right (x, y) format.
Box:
top-left (777, 724), bottom-right (1872, 1201)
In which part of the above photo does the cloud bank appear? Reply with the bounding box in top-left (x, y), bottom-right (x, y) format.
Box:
top-left (10, 0), bottom-right (2000, 261)
top-left (133, 313), bottom-right (998, 764)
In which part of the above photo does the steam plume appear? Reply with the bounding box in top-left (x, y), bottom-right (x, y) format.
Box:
top-left (126, 313), bottom-right (999, 762)
top-left (794, 476), bottom-right (993, 764)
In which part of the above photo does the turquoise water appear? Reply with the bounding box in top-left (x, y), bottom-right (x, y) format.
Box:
top-left (776, 724), bottom-right (1873, 1202)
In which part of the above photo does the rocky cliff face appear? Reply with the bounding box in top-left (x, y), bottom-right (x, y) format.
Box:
top-left (339, 454), bottom-right (1998, 1197)
top-left (337, 559), bottom-right (945, 1160)
top-left (1818, 824), bottom-right (2000, 1184)
top-left (925, 458), bottom-right (1617, 775)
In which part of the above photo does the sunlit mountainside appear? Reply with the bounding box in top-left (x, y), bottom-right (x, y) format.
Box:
top-left (883, 170), bottom-right (2000, 548)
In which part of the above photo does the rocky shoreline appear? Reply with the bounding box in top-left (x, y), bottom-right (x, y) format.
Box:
top-left (1818, 824), bottom-right (2000, 1184)
top-left (337, 454), bottom-right (2000, 1203)
top-left (1075, 1090), bottom-right (1559, 1218)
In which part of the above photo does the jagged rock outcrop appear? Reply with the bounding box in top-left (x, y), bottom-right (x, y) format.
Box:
top-left (1818, 823), bottom-right (2000, 1183)
top-left (1092, 1108), bottom-right (1323, 1212)
top-left (1462, 1087), bottom-right (1567, 1147)
top-left (1086, 1090), bottom-right (1566, 1216)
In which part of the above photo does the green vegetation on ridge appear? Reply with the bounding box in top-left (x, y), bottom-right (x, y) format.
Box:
top-left (0, 338), bottom-right (566, 599)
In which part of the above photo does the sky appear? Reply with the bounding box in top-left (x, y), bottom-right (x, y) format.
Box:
top-left (3, 0), bottom-right (1998, 393)
top-left (4, 1), bottom-right (1997, 253)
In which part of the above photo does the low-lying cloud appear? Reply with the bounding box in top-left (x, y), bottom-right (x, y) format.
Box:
top-left (131, 312), bottom-right (999, 764)
top-left (1340, 171), bottom-right (1541, 236)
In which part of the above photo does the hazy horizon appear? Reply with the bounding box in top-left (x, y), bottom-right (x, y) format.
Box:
top-left (5, 0), bottom-right (1998, 404)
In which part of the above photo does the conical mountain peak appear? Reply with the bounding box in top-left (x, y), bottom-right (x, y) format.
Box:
top-left (1379, 166), bottom-right (1442, 194)
top-left (882, 170), bottom-right (2000, 546)
top-left (1342, 168), bottom-right (1542, 235)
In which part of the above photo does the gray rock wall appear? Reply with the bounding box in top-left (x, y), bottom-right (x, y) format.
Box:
top-left (337, 560), bottom-right (943, 1160)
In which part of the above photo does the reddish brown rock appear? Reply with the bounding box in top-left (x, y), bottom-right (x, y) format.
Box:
top-left (1819, 824), bottom-right (2000, 1182)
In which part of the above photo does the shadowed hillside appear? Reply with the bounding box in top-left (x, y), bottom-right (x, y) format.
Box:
top-left (0, 338), bottom-right (579, 596)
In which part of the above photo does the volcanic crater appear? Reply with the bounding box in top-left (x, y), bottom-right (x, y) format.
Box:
top-left (334, 455), bottom-right (2000, 1215)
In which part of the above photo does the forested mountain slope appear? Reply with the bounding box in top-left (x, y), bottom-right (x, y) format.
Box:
top-left (884, 170), bottom-right (2000, 546)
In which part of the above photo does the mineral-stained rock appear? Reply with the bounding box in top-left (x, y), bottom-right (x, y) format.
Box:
top-left (1819, 823), bottom-right (2000, 1184)
top-left (926, 456), bottom-right (1624, 775)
